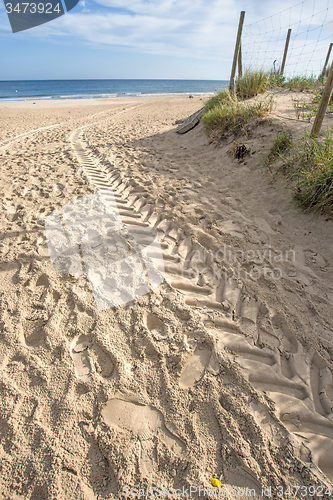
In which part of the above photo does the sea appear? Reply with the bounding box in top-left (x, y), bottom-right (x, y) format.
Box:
top-left (0, 79), bottom-right (228, 101)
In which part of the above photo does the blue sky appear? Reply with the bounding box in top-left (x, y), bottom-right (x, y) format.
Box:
top-left (0, 0), bottom-right (332, 80)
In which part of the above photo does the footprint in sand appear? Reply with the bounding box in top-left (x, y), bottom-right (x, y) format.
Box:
top-left (143, 312), bottom-right (167, 340)
top-left (179, 345), bottom-right (212, 389)
top-left (216, 220), bottom-right (244, 239)
top-left (102, 399), bottom-right (185, 475)
top-left (22, 318), bottom-right (46, 347)
top-left (70, 334), bottom-right (114, 381)
top-left (254, 216), bottom-right (275, 235)
top-left (223, 465), bottom-right (262, 498)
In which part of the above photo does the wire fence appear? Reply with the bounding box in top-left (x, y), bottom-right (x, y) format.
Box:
top-left (241, 0), bottom-right (333, 78)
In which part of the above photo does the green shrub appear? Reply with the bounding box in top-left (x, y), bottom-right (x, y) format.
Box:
top-left (265, 131), bottom-right (292, 167)
top-left (235, 69), bottom-right (270, 99)
top-left (286, 75), bottom-right (319, 92)
top-left (203, 91), bottom-right (273, 140)
top-left (205, 88), bottom-right (234, 111)
top-left (271, 132), bottom-right (292, 155)
top-left (268, 71), bottom-right (285, 88)
top-left (288, 129), bottom-right (333, 214)
top-left (204, 70), bottom-right (332, 214)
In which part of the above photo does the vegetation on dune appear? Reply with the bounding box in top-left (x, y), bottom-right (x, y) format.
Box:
top-left (204, 69), bottom-right (278, 142)
top-left (203, 89), bottom-right (273, 140)
top-left (205, 88), bottom-right (236, 112)
top-left (266, 131), bottom-right (292, 165)
top-left (271, 131), bottom-right (293, 155)
top-left (235, 69), bottom-right (270, 99)
top-left (204, 69), bottom-right (332, 214)
top-left (234, 69), bottom-right (286, 99)
top-left (292, 89), bottom-right (333, 120)
top-left (206, 70), bottom-right (327, 127)
top-left (268, 71), bottom-right (286, 88)
top-left (267, 129), bottom-right (333, 214)
top-left (231, 69), bottom-right (325, 99)
top-left (290, 129), bottom-right (333, 214)
top-left (287, 74), bottom-right (321, 92)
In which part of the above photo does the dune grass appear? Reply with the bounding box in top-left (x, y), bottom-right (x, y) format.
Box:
top-left (204, 69), bottom-right (331, 214)
top-left (287, 75), bottom-right (320, 92)
top-left (203, 89), bottom-right (273, 140)
top-left (272, 131), bottom-right (292, 154)
top-left (205, 88), bottom-right (235, 111)
top-left (235, 69), bottom-right (270, 99)
top-left (266, 128), bottom-right (333, 214)
top-left (290, 129), bottom-right (333, 214)
top-left (234, 69), bottom-right (323, 96)
top-left (204, 69), bottom-right (327, 143)
top-left (268, 71), bottom-right (285, 88)
top-left (204, 69), bottom-right (280, 141)
top-left (266, 131), bottom-right (292, 165)
top-left (235, 69), bottom-right (286, 99)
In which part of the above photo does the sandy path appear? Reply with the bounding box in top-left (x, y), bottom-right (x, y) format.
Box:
top-left (0, 96), bottom-right (332, 499)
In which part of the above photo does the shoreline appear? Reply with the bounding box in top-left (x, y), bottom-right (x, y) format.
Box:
top-left (0, 94), bottom-right (208, 109)
top-left (0, 92), bottom-right (215, 102)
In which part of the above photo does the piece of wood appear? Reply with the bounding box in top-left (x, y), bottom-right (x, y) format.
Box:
top-left (280, 29), bottom-right (292, 76)
top-left (176, 107), bottom-right (206, 134)
top-left (311, 61), bottom-right (333, 137)
top-left (229, 11), bottom-right (245, 92)
top-left (321, 43), bottom-right (333, 78)
top-left (238, 43), bottom-right (243, 79)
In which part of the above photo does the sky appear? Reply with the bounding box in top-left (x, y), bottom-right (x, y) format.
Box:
top-left (0, 0), bottom-right (332, 80)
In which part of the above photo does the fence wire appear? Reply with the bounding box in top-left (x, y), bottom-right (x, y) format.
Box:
top-left (242, 0), bottom-right (333, 77)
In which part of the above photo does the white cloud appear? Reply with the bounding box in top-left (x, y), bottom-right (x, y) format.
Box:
top-left (1, 0), bottom-right (331, 75)
top-left (30, 0), bottom-right (240, 60)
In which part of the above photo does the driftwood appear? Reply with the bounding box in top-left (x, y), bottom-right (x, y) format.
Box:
top-left (176, 106), bottom-right (206, 134)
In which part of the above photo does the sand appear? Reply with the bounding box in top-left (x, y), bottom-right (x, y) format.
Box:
top-left (0, 93), bottom-right (332, 499)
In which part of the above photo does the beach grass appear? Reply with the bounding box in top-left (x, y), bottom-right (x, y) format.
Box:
top-left (271, 131), bottom-right (292, 156)
top-left (268, 71), bottom-right (286, 88)
top-left (205, 88), bottom-right (235, 111)
top-left (286, 75), bottom-right (320, 92)
top-left (265, 131), bottom-right (293, 170)
top-left (203, 89), bottom-right (272, 140)
top-left (267, 128), bottom-right (333, 214)
top-left (290, 129), bottom-right (333, 214)
top-left (235, 69), bottom-right (270, 99)
top-left (234, 69), bottom-right (324, 95)
top-left (203, 68), bottom-right (332, 214)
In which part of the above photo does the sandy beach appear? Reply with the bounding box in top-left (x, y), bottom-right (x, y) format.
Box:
top-left (0, 94), bottom-right (333, 499)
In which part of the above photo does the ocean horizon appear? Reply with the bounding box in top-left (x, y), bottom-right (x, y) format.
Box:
top-left (0, 79), bottom-right (228, 101)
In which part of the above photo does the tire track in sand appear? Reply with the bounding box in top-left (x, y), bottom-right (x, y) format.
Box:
top-left (0, 105), bottom-right (131, 153)
top-left (69, 114), bottom-right (333, 485)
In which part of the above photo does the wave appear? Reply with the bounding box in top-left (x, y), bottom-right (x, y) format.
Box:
top-left (0, 91), bottom-right (217, 102)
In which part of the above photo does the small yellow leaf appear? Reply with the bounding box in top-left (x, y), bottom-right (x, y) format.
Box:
top-left (211, 478), bottom-right (222, 488)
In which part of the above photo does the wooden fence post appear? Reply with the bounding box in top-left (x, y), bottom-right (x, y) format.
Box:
top-left (229, 11), bottom-right (245, 92)
top-left (238, 43), bottom-right (243, 78)
top-left (280, 29), bottom-right (292, 76)
top-left (311, 61), bottom-right (333, 137)
top-left (321, 43), bottom-right (333, 78)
